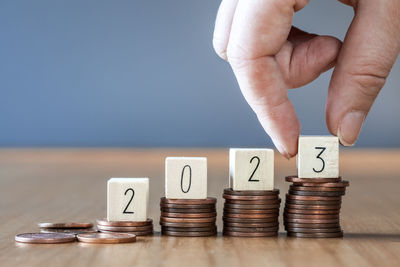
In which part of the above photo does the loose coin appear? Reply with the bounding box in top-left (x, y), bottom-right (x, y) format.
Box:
top-left (224, 213), bottom-right (278, 219)
top-left (40, 228), bottom-right (97, 235)
top-left (224, 203), bottom-right (280, 210)
top-left (161, 208), bottom-right (215, 213)
top-left (160, 217), bottom-right (216, 223)
top-left (284, 218), bottom-right (340, 224)
top-left (160, 203), bottom-right (215, 209)
top-left (286, 194), bottom-right (342, 201)
top-left (285, 227), bottom-right (342, 233)
top-left (77, 232), bottom-right (136, 243)
top-left (285, 204), bottom-right (341, 210)
top-left (284, 223), bottom-right (340, 228)
top-left (293, 180), bottom-right (349, 187)
top-left (284, 208), bottom-right (339, 215)
top-left (97, 225), bottom-right (153, 232)
top-left (223, 188), bottom-right (279, 196)
top-left (289, 190), bottom-right (345, 197)
top-left (160, 197), bottom-right (216, 205)
top-left (285, 176), bottom-right (342, 183)
top-left (223, 216), bottom-right (278, 223)
top-left (223, 194), bottom-right (279, 201)
top-left (223, 226), bottom-right (279, 233)
top-left (96, 219), bottom-right (153, 227)
top-left (38, 222), bottom-right (93, 229)
top-left (161, 230), bottom-right (216, 237)
top-left (160, 221), bottom-right (216, 228)
top-left (223, 208), bottom-right (280, 214)
top-left (161, 226), bottom-right (216, 232)
top-left (287, 231), bottom-right (343, 238)
top-left (225, 199), bottom-right (281, 205)
top-left (98, 230), bottom-right (153, 236)
top-left (283, 213), bottom-right (339, 219)
top-left (15, 233), bottom-right (76, 244)
top-left (286, 199), bottom-right (341, 205)
top-left (290, 186), bottom-right (346, 192)
top-left (223, 222), bottom-right (279, 228)
top-left (223, 231), bottom-right (278, 237)
top-left (160, 212), bottom-right (216, 218)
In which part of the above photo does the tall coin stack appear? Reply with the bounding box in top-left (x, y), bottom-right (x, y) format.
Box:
top-left (159, 197), bottom-right (217, 237)
top-left (96, 219), bottom-right (154, 236)
top-left (283, 176), bottom-right (349, 238)
top-left (222, 188), bottom-right (281, 237)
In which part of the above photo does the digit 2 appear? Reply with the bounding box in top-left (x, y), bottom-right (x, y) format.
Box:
top-left (180, 165), bottom-right (192, 193)
top-left (248, 156), bottom-right (260, 182)
top-left (123, 188), bottom-right (135, 214)
top-left (313, 147), bottom-right (326, 173)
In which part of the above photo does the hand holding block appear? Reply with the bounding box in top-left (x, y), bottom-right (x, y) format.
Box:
top-left (107, 178), bottom-right (149, 221)
top-left (165, 157), bottom-right (207, 199)
top-left (229, 148), bottom-right (274, 190)
top-left (297, 136), bottom-right (339, 178)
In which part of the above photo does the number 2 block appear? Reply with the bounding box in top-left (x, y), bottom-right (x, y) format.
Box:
top-left (297, 136), bottom-right (339, 178)
top-left (165, 157), bottom-right (207, 199)
top-left (107, 178), bottom-right (149, 221)
top-left (229, 148), bottom-right (274, 190)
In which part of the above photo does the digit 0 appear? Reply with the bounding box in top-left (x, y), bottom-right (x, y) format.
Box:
top-left (180, 165), bottom-right (192, 193)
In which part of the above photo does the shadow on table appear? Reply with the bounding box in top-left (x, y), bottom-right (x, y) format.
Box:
top-left (344, 232), bottom-right (400, 242)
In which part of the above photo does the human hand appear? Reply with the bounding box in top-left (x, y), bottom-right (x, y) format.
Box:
top-left (213, 0), bottom-right (400, 158)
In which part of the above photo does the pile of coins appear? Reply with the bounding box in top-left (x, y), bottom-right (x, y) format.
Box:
top-left (283, 176), bottom-right (349, 238)
top-left (159, 197), bottom-right (217, 237)
top-left (38, 222), bottom-right (96, 235)
top-left (96, 219), bottom-right (154, 236)
top-left (222, 188), bottom-right (281, 237)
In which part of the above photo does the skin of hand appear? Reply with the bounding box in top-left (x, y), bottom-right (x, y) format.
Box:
top-left (213, 0), bottom-right (400, 158)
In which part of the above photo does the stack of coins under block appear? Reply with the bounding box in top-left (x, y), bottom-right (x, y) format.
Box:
top-left (159, 197), bottom-right (217, 237)
top-left (283, 176), bottom-right (349, 238)
top-left (96, 219), bottom-right (154, 236)
top-left (222, 189), bottom-right (281, 237)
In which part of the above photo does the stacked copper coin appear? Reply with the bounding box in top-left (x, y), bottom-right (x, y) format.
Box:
top-left (284, 175), bottom-right (349, 238)
top-left (160, 197), bottom-right (217, 237)
top-left (38, 222), bottom-right (97, 236)
top-left (96, 219), bottom-right (154, 236)
top-left (222, 188), bottom-right (281, 237)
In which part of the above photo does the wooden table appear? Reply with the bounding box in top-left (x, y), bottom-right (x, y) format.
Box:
top-left (1, 149), bottom-right (400, 267)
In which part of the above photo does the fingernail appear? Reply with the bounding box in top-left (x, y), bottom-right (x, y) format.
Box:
top-left (274, 140), bottom-right (291, 160)
top-left (338, 111), bottom-right (366, 146)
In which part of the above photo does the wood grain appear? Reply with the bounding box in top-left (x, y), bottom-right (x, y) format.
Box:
top-left (1, 148), bottom-right (400, 267)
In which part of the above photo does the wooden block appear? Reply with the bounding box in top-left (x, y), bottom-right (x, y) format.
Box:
top-left (165, 157), bottom-right (207, 199)
top-left (107, 178), bottom-right (149, 221)
top-left (229, 148), bottom-right (274, 190)
top-left (297, 136), bottom-right (339, 178)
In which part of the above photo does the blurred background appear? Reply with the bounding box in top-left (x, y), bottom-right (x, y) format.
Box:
top-left (0, 0), bottom-right (399, 148)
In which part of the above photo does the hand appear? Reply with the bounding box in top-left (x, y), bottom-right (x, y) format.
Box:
top-left (213, 0), bottom-right (400, 158)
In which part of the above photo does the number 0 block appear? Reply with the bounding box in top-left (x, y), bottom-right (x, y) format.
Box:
top-left (107, 178), bottom-right (149, 222)
top-left (165, 157), bottom-right (207, 199)
top-left (229, 148), bottom-right (274, 190)
top-left (297, 136), bottom-right (339, 178)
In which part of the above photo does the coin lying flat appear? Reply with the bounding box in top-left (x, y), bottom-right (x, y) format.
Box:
top-left (38, 222), bottom-right (93, 229)
top-left (223, 208), bottom-right (280, 214)
top-left (223, 226), bottom-right (279, 233)
top-left (96, 219), bottom-right (152, 227)
top-left (223, 222), bottom-right (279, 228)
top-left (287, 231), bottom-right (343, 238)
top-left (223, 231), bottom-right (278, 237)
top-left (286, 194), bottom-right (342, 201)
top-left (285, 176), bottom-right (342, 183)
top-left (284, 208), bottom-right (340, 215)
top-left (223, 188), bottom-right (279, 196)
top-left (98, 229), bottom-right (153, 236)
top-left (290, 186), bottom-right (346, 192)
top-left (284, 222), bottom-right (340, 228)
top-left (161, 208), bottom-right (216, 213)
top-left (160, 221), bottom-right (216, 228)
top-left (77, 232), bottom-right (136, 244)
top-left (160, 197), bottom-right (217, 205)
top-left (283, 213), bottom-right (340, 219)
top-left (225, 199), bottom-right (281, 205)
top-left (223, 194), bottom-right (279, 201)
top-left (224, 213), bottom-right (278, 219)
top-left (97, 225), bottom-right (153, 232)
top-left (40, 228), bottom-right (97, 235)
top-left (286, 199), bottom-right (342, 205)
top-left (224, 203), bottom-right (281, 210)
top-left (161, 230), bottom-right (217, 237)
top-left (284, 218), bottom-right (340, 224)
top-left (222, 216), bottom-right (278, 223)
top-left (293, 180), bottom-right (349, 187)
top-left (160, 217), bottom-right (216, 223)
top-left (160, 212), bottom-right (216, 218)
top-left (289, 190), bottom-right (345, 197)
top-left (15, 233), bottom-right (76, 244)
top-left (161, 226), bottom-right (216, 232)
top-left (160, 203), bottom-right (216, 209)
top-left (285, 204), bottom-right (341, 210)
top-left (286, 227), bottom-right (342, 233)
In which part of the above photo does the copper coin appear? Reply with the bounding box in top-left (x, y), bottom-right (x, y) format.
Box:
top-left (223, 231), bottom-right (278, 237)
top-left (161, 208), bottom-right (215, 213)
top-left (286, 194), bottom-right (342, 201)
top-left (223, 226), bottom-right (279, 233)
top-left (160, 212), bottom-right (216, 218)
top-left (286, 199), bottom-right (341, 205)
top-left (160, 203), bottom-right (215, 209)
top-left (285, 204), bottom-right (341, 210)
top-left (160, 221), bottom-right (216, 228)
top-left (160, 217), bottom-right (216, 223)
top-left (160, 197), bottom-right (216, 205)
top-left (284, 218), bottom-right (340, 224)
top-left (223, 188), bottom-right (279, 196)
top-left (286, 227), bottom-right (342, 233)
top-left (97, 225), bottom-right (153, 232)
top-left (162, 230), bottom-right (217, 237)
top-left (293, 180), bottom-right (349, 187)
top-left (223, 194), bottom-right (279, 201)
top-left (284, 222), bottom-right (340, 228)
top-left (224, 213), bottom-right (278, 219)
top-left (223, 222), bottom-right (279, 228)
top-left (224, 203), bottom-right (280, 210)
top-left (287, 231), bottom-right (343, 238)
top-left (15, 233), bottom-right (76, 244)
top-left (40, 228), bottom-right (97, 235)
top-left (290, 185), bottom-right (346, 192)
top-left (283, 213), bottom-right (339, 219)
top-left (98, 229), bottom-right (153, 236)
top-left (96, 219), bottom-right (153, 227)
top-left (284, 208), bottom-right (339, 215)
top-left (38, 222), bottom-right (93, 229)
top-left (225, 199), bottom-right (281, 205)
top-left (77, 232), bottom-right (136, 243)
top-left (223, 216), bottom-right (278, 223)
top-left (289, 190), bottom-right (345, 197)
top-left (161, 226), bottom-right (216, 232)
top-left (223, 208), bottom-right (280, 214)
top-left (285, 175), bottom-right (342, 183)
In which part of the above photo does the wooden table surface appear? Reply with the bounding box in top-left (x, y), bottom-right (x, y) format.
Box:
top-left (1, 148), bottom-right (400, 267)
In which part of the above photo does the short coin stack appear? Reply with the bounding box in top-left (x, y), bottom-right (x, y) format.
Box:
top-left (96, 219), bottom-right (154, 236)
top-left (38, 222), bottom-right (96, 236)
top-left (222, 188), bottom-right (281, 237)
top-left (284, 175), bottom-right (349, 238)
top-left (159, 197), bottom-right (217, 237)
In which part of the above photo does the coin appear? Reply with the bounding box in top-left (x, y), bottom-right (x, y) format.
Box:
top-left (223, 222), bottom-right (279, 228)
top-left (223, 226), bottom-right (279, 233)
top-left (98, 230), bottom-right (153, 236)
top-left (161, 226), bottom-right (216, 232)
top-left (223, 208), bottom-right (280, 214)
top-left (97, 225), bottom-right (153, 232)
top-left (289, 190), bottom-right (345, 197)
top-left (160, 221), bottom-right (216, 228)
top-left (160, 203), bottom-right (215, 209)
top-left (160, 197), bottom-right (216, 205)
top-left (161, 208), bottom-right (215, 213)
top-left (77, 232), bottom-right (136, 243)
top-left (223, 188), bottom-right (279, 196)
top-left (160, 212), bottom-right (216, 218)
top-left (224, 203), bottom-right (280, 210)
top-left (160, 217), bottom-right (216, 223)
top-left (284, 208), bottom-right (339, 215)
top-left (96, 219), bottom-right (153, 227)
top-left (38, 222), bottom-right (93, 229)
top-left (223, 231), bottom-right (278, 237)
top-left (285, 227), bottom-right (342, 233)
top-left (40, 228), bottom-right (97, 235)
top-left (290, 186), bottom-right (346, 192)
top-left (223, 216), bottom-right (278, 223)
top-left (284, 218), bottom-right (340, 224)
top-left (283, 213), bottom-right (339, 219)
top-left (223, 213), bottom-right (278, 219)
top-left (15, 233), bottom-right (76, 244)
top-left (284, 222), bottom-right (340, 228)
top-left (286, 194), bottom-right (342, 201)
top-left (223, 194), bottom-right (279, 201)
top-left (287, 231), bottom-right (343, 238)
top-left (285, 175), bottom-right (342, 183)
top-left (286, 199), bottom-right (341, 205)
top-left (285, 204), bottom-right (341, 210)
top-left (293, 180), bottom-right (349, 187)
top-left (161, 230), bottom-right (217, 237)
top-left (225, 199), bottom-right (281, 205)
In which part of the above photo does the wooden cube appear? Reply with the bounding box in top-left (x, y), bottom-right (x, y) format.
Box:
top-left (297, 136), bottom-right (339, 178)
top-left (107, 178), bottom-right (149, 222)
top-left (229, 148), bottom-right (274, 190)
top-left (165, 157), bottom-right (207, 199)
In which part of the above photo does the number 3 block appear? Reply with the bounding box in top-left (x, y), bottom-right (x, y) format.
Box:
top-left (107, 178), bottom-right (149, 221)
top-left (297, 136), bottom-right (339, 178)
top-left (229, 148), bottom-right (274, 190)
top-left (165, 157), bottom-right (207, 199)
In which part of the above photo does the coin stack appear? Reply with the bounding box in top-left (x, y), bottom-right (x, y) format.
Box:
top-left (222, 188), bottom-right (281, 237)
top-left (283, 175), bottom-right (349, 238)
top-left (96, 219), bottom-right (154, 236)
top-left (38, 222), bottom-right (96, 236)
top-left (159, 197), bottom-right (217, 237)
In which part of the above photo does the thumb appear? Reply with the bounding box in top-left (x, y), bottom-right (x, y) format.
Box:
top-left (326, 0), bottom-right (400, 146)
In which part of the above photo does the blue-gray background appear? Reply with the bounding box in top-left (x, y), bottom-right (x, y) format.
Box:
top-left (0, 0), bottom-right (399, 147)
